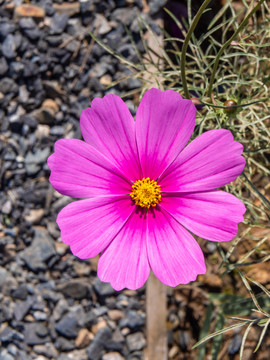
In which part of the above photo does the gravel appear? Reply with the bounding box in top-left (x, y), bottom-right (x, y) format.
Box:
top-left (0, 0), bottom-right (166, 358)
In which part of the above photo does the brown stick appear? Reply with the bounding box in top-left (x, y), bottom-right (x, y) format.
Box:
top-left (146, 272), bottom-right (167, 360)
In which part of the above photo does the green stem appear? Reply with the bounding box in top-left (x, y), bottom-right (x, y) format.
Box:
top-left (181, 0), bottom-right (212, 99)
top-left (207, 0), bottom-right (267, 97)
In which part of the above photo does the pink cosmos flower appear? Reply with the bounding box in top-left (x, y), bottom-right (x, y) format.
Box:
top-left (48, 88), bottom-right (246, 291)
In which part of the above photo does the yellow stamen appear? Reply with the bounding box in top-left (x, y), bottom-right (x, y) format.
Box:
top-left (130, 177), bottom-right (161, 209)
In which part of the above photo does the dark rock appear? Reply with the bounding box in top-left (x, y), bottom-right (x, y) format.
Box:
top-left (20, 228), bottom-right (56, 272)
top-left (85, 311), bottom-right (98, 328)
top-left (24, 147), bottom-right (50, 175)
top-left (14, 298), bottom-right (33, 321)
top-left (105, 25), bottom-right (124, 50)
top-left (33, 343), bottom-right (58, 358)
top-left (119, 311), bottom-right (145, 331)
top-left (104, 339), bottom-right (123, 352)
top-left (55, 306), bottom-right (85, 339)
top-left (0, 267), bottom-right (17, 296)
top-left (0, 304), bottom-right (13, 323)
top-left (56, 280), bottom-right (91, 300)
top-left (55, 336), bottom-right (76, 351)
top-left (11, 284), bottom-right (28, 300)
top-left (126, 332), bottom-right (146, 352)
top-left (87, 328), bottom-right (112, 360)
top-left (148, 0), bottom-right (167, 15)
top-left (0, 57), bottom-right (8, 76)
top-left (46, 35), bottom-right (63, 46)
top-left (10, 61), bottom-right (24, 76)
top-left (178, 330), bottom-right (190, 351)
top-left (93, 278), bottom-right (116, 300)
top-left (0, 78), bottom-right (18, 95)
top-left (111, 8), bottom-right (138, 26)
top-left (0, 326), bottom-right (24, 344)
top-left (2, 34), bottom-right (17, 59)
top-left (23, 323), bottom-right (49, 346)
top-left (49, 125), bottom-right (65, 136)
top-left (19, 17), bottom-right (36, 30)
top-left (0, 21), bottom-right (15, 38)
top-left (228, 333), bottom-right (242, 355)
top-left (35, 324), bottom-right (49, 338)
top-left (50, 13), bottom-right (69, 35)
top-left (52, 298), bottom-right (69, 322)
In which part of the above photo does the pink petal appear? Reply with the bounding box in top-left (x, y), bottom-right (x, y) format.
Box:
top-left (135, 88), bottom-right (196, 180)
top-left (161, 191), bottom-right (246, 242)
top-left (97, 212), bottom-right (150, 291)
top-left (48, 139), bottom-right (132, 198)
top-left (57, 195), bottom-right (133, 259)
top-left (147, 207), bottom-right (206, 286)
top-left (80, 94), bottom-right (141, 181)
top-left (160, 129), bottom-right (245, 192)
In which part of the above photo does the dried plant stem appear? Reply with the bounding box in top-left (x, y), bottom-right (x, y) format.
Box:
top-left (207, 0), bottom-right (267, 97)
top-left (181, 0), bottom-right (212, 99)
top-left (146, 272), bottom-right (167, 360)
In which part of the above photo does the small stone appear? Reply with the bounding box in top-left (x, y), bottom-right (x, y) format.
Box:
top-left (0, 267), bottom-right (17, 296)
top-left (108, 310), bottom-right (124, 322)
top-left (24, 209), bottom-right (45, 224)
top-left (20, 228), bottom-right (56, 272)
top-left (0, 326), bottom-right (24, 343)
top-left (203, 274), bottom-right (222, 288)
top-left (119, 311), bottom-right (145, 331)
top-left (24, 148), bottom-right (50, 175)
top-left (11, 284), bottom-right (28, 300)
top-left (42, 99), bottom-right (59, 113)
top-left (0, 57), bottom-right (8, 76)
top-left (33, 311), bottom-right (48, 321)
top-left (87, 328), bottom-right (112, 360)
top-left (15, 4), bottom-right (45, 19)
top-left (35, 125), bottom-right (50, 139)
top-left (95, 14), bottom-right (112, 35)
top-left (228, 334), bottom-right (242, 355)
top-left (120, 327), bottom-right (130, 336)
top-left (33, 343), bottom-right (58, 359)
top-left (0, 78), bottom-right (18, 95)
top-left (0, 349), bottom-right (15, 360)
top-left (55, 306), bottom-right (85, 339)
top-left (102, 353), bottom-right (124, 360)
top-left (75, 329), bottom-right (94, 348)
top-left (50, 13), bottom-right (69, 35)
top-left (93, 278), bottom-right (116, 300)
top-left (2, 34), bottom-right (17, 59)
top-left (52, 298), bottom-right (69, 322)
top-left (73, 262), bottom-right (91, 276)
top-left (56, 280), bottom-right (91, 300)
top-left (91, 320), bottom-right (108, 334)
top-left (53, 2), bottom-right (80, 17)
top-left (23, 323), bottom-right (49, 345)
top-left (2, 200), bottom-right (12, 214)
top-left (168, 345), bottom-right (179, 358)
top-left (55, 242), bottom-right (69, 256)
top-left (100, 74), bottom-right (112, 86)
top-left (126, 332), bottom-right (146, 352)
top-left (19, 17), bottom-right (36, 30)
top-left (14, 299), bottom-right (33, 321)
top-left (111, 8), bottom-right (139, 26)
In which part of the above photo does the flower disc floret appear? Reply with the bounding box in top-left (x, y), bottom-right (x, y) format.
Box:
top-left (130, 177), bottom-right (161, 208)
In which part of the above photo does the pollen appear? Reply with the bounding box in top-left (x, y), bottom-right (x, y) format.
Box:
top-left (130, 177), bottom-right (161, 209)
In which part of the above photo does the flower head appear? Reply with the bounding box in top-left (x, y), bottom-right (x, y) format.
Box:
top-left (48, 88), bottom-right (246, 290)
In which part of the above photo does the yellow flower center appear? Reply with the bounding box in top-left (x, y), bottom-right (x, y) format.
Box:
top-left (130, 177), bottom-right (161, 209)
